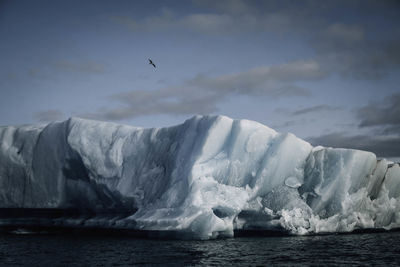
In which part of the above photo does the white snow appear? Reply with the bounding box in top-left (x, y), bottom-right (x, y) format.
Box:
top-left (0, 115), bottom-right (399, 239)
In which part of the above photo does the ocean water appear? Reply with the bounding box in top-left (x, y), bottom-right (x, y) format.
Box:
top-left (0, 231), bottom-right (400, 266)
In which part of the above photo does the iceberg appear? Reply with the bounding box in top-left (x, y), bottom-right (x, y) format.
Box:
top-left (0, 115), bottom-right (399, 239)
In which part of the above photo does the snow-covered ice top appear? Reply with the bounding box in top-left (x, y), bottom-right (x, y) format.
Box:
top-left (0, 115), bottom-right (399, 239)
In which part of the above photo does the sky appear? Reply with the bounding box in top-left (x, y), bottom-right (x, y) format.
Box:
top-left (0, 0), bottom-right (399, 159)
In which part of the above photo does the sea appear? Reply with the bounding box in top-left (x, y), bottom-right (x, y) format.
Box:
top-left (0, 231), bottom-right (400, 266)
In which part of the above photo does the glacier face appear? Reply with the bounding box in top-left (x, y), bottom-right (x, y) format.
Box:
top-left (0, 115), bottom-right (399, 239)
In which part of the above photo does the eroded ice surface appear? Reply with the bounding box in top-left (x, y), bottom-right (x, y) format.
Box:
top-left (0, 115), bottom-right (399, 239)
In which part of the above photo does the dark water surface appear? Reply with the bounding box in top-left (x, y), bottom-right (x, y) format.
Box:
top-left (0, 231), bottom-right (399, 266)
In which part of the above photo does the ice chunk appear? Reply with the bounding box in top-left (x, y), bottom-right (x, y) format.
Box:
top-left (0, 115), bottom-right (399, 239)
top-left (285, 176), bottom-right (302, 188)
top-left (382, 164), bottom-right (400, 199)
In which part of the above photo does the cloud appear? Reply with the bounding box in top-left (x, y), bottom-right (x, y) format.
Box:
top-left (357, 93), bottom-right (400, 128)
top-left (108, 1), bottom-right (400, 79)
top-left (312, 18), bottom-right (400, 79)
top-left (307, 92), bottom-right (400, 158)
top-left (108, 11), bottom-right (245, 34)
top-left (85, 60), bottom-right (324, 120)
top-left (294, 105), bottom-right (339, 116)
top-left (52, 60), bottom-right (106, 74)
top-left (101, 1), bottom-right (400, 122)
top-left (307, 92), bottom-right (400, 157)
top-left (189, 60), bottom-right (325, 95)
top-left (108, 15), bottom-right (139, 30)
top-left (192, 0), bottom-right (256, 15)
top-left (276, 104), bottom-right (339, 116)
top-left (107, 0), bottom-right (316, 35)
top-left (271, 120), bottom-right (297, 130)
top-left (34, 110), bottom-right (64, 122)
top-left (181, 13), bottom-right (235, 33)
top-left (26, 59), bottom-right (107, 81)
top-left (86, 87), bottom-right (221, 121)
top-left (307, 132), bottom-right (400, 158)
top-left (320, 23), bottom-right (365, 47)
top-left (314, 38), bottom-right (400, 80)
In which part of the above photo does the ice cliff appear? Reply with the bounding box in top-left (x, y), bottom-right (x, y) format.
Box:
top-left (0, 115), bottom-right (399, 239)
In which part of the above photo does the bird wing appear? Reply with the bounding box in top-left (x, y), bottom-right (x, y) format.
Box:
top-left (148, 59), bottom-right (156, 67)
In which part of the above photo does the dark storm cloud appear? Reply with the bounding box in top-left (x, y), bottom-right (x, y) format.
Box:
top-left (276, 105), bottom-right (339, 116)
top-left (108, 10), bottom-right (239, 34)
top-left (307, 93), bottom-right (400, 157)
top-left (85, 60), bottom-right (324, 120)
top-left (381, 125), bottom-right (400, 135)
top-left (314, 37), bottom-right (400, 80)
top-left (293, 105), bottom-right (339, 116)
top-left (109, 0), bottom-right (400, 79)
top-left (108, 1), bottom-right (313, 35)
top-left (35, 110), bottom-right (64, 122)
top-left (307, 133), bottom-right (400, 158)
top-left (357, 93), bottom-right (400, 128)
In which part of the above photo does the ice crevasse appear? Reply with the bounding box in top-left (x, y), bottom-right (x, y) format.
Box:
top-left (0, 115), bottom-right (399, 239)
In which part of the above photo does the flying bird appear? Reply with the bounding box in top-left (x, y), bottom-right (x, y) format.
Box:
top-left (148, 58), bottom-right (156, 68)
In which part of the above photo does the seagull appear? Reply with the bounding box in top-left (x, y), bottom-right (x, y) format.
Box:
top-left (148, 58), bottom-right (156, 68)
